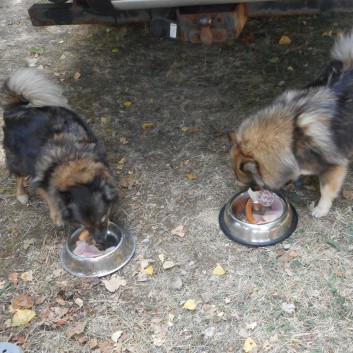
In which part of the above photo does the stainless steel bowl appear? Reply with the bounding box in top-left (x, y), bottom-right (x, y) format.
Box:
top-left (61, 222), bottom-right (136, 277)
top-left (219, 190), bottom-right (298, 246)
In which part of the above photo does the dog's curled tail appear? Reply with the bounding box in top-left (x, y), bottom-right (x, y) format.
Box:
top-left (331, 30), bottom-right (353, 71)
top-left (1, 68), bottom-right (70, 110)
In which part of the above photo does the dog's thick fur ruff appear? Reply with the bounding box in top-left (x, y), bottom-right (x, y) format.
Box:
top-left (229, 30), bottom-right (353, 217)
top-left (1, 69), bottom-right (118, 243)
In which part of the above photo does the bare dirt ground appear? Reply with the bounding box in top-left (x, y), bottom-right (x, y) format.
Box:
top-left (1, 1), bottom-right (353, 352)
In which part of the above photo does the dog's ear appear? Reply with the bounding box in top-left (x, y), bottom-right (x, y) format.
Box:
top-left (227, 130), bottom-right (238, 145)
top-left (242, 161), bottom-right (264, 187)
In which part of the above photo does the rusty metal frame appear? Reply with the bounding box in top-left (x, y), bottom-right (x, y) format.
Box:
top-left (177, 3), bottom-right (247, 44)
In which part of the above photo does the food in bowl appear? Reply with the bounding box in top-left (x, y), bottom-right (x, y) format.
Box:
top-left (232, 188), bottom-right (284, 224)
top-left (73, 229), bottom-right (116, 258)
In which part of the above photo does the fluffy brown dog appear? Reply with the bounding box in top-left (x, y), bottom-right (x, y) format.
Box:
top-left (1, 69), bottom-right (118, 243)
top-left (229, 30), bottom-right (353, 218)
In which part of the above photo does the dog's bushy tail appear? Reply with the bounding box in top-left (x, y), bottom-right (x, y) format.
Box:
top-left (1, 68), bottom-right (69, 110)
top-left (331, 30), bottom-right (353, 71)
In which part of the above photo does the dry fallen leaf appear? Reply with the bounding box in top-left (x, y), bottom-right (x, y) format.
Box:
top-left (116, 157), bottom-right (128, 171)
top-left (12, 294), bottom-right (34, 309)
top-left (308, 201), bottom-right (316, 212)
top-left (66, 321), bottom-right (86, 339)
top-left (322, 30), bottom-right (333, 37)
top-left (140, 258), bottom-right (152, 269)
top-left (145, 265), bottom-right (154, 276)
top-left (243, 337), bottom-right (257, 352)
top-left (12, 309), bottom-right (36, 327)
top-left (102, 274), bottom-right (127, 293)
top-left (90, 338), bottom-right (98, 350)
top-left (73, 72), bottom-right (81, 80)
top-left (40, 306), bottom-right (69, 326)
top-left (212, 263), bottom-right (225, 276)
top-left (246, 322), bottom-right (257, 330)
top-left (281, 302), bottom-right (295, 314)
top-left (171, 225), bottom-right (185, 237)
top-left (100, 115), bottom-right (109, 124)
top-left (162, 261), bottom-right (175, 270)
top-left (8, 272), bottom-right (19, 285)
top-left (119, 137), bottom-right (129, 145)
top-left (112, 48), bottom-right (120, 53)
top-left (20, 271), bottom-right (33, 281)
top-left (99, 340), bottom-right (116, 353)
top-left (183, 299), bottom-right (197, 311)
top-left (75, 298), bottom-right (84, 308)
top-left (343, 189), bottom-right (353, 200)
top-left (181, 127), bottom-right (190, 133)
top-left (158, 253), bottom-right (165, 263)
top-left (111, 330), bottom-right (123, 343)
top-left (119, 176), bottom-right (136, 188)
top-left (141, 122), bottom-right (154, 129)
top-left (279, 34), bottom-right (291, 45)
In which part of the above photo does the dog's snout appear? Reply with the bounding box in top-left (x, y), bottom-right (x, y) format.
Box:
top-left (88, 224), bottom-right (108, 245)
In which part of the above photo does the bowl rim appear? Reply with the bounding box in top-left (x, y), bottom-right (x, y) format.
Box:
top-left (219, 190), bottom-right (298, 247)
top-left (60, 222), bottom-right (136, 277)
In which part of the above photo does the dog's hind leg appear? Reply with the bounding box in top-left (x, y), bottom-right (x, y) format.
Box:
top-left (312, 164), bottom-right (347, 218)
top-left (37, 188), bottom-right (64, 227)
top-left (16, 176), bottom-right (29, 205)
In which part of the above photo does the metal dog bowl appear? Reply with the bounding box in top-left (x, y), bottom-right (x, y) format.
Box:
top-left (61, 222), bottom-right (136, 277)
top-left (219, 190), bottom-right (298, 246)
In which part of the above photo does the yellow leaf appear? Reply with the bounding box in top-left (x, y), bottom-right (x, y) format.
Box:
top-left (112, 48), bottom-right (120, 53)
top-left (243, 337), bottom-right (257, 352)
top-left (181, 127), bottom-right (190, 133)
top-left (123, 101), bottom-right (132, 107)
top-left (183, 299), bottom-right (197, 311)
top-left (141, 122), bottom-right (154, 129)
top-left (212, 263), bottom-right (225, 276)
top-left (11, 309), bottom-right (36, 327)
top-left (278, 34), bottom-right (291, 45)
top-left (186, 173), bottom-right (197, 180)
top-left (145, 265), bottom-right (154, 276)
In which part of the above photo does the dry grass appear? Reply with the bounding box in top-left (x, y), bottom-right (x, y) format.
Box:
top-left (1, 2), bottom-right (353, 352)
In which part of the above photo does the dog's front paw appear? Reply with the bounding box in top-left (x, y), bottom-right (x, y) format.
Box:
top-left (17, 194), bottom-right (29, 205)
top-left (311, 201), bottom-right (331, 218)
top-left (50, 211), bottom-right (65, 227)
